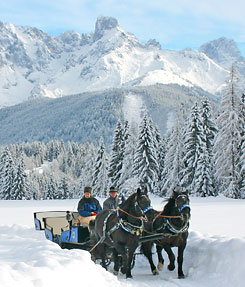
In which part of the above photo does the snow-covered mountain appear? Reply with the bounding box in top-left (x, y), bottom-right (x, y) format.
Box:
top-left (0, 16), bottom-right (244, 108)
top-left (199, 37), bottom-right (245, 74)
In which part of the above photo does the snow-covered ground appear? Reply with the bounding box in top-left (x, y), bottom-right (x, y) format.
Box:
top-left (0, 195), bottom-right (245, 287)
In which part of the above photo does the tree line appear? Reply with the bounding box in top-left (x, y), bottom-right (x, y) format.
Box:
top-left (0, 67), bottom-right (244, 200)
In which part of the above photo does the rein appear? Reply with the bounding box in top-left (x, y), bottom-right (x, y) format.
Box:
top-left (154, 211), bottom-right (182, 220)
top-left (117, 208), bottom-right (147, 220)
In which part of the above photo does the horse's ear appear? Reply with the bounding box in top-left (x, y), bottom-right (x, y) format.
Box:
top-left (173, 190), bottom-right (178, 198)
top-left (136, 187), bottom-right (141, 198)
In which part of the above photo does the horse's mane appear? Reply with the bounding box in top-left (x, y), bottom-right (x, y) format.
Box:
top-left (119, 192), bottom-right (136, 211)
top-left (162, 197), bottom-right (175, 215)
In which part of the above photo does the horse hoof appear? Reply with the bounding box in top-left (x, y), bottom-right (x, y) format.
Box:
top-left (126, 275), bottom-right (133, 279)
top-left (157, 263), bottom-right (163, 271)
top-left (178, 274), bottom-right (185, 279)
top-left (152, 269), bottom-right (159, 275)
top-left (168, 265), bottom-right (175, 271)
top-left (120, 268), bottom-right (126, 274)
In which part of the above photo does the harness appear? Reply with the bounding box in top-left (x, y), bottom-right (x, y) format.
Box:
top-left (154, 195), bottom-right (191, 235)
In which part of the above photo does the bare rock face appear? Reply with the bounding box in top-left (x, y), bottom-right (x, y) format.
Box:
top-left (93, 16), bottom-right (119, 41)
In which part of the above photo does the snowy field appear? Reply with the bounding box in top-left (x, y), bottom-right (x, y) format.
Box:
top-left (0, 195), bottom-right (245, 287)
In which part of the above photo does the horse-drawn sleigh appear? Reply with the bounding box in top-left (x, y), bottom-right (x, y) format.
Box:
top-left (34, 187), bottom-right (191, 279)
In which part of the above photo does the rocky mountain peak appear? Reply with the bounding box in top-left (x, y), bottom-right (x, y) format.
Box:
top-left (93, 16), bottom-right (119, 41)
top-left (199, 37), bottom-right (244, 70)
top-left (146, 39), bottom-right (162, 50)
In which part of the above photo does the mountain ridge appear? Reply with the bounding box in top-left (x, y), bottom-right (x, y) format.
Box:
top-left (0, 16), bottom-right (244, 108)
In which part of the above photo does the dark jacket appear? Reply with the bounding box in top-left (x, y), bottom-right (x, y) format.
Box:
top-left (103, 196), bottom-right (120, 210)
top-left (77, 197), bottom-right (102, 217)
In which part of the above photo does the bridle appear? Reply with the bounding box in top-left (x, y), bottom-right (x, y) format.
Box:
top-left (118, 194), bottom-right (152, 221)
top-left (175, 194), bottom-right (191, 214)
top-left (153, 193), bottom-right (191, 234)
top-left (166, 194), bottom-right (191, 234)
top-left (134, 194), bottom-right (153, 220)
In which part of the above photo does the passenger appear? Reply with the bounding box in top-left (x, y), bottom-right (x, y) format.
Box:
top-left (103, 186), bottom-right (122, 210)
top-left (76, 186), bottom-right (102, 228)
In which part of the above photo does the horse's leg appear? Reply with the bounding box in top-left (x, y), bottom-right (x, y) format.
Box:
top-left (156, 244), bottom-right (164, 271)
top-left (141, 242), bottom-right (159, 275)
top-left (125, 242), bottom-right (138, 278)
top-left (163, 245), bottom-right (175, 271)
top-left (114, 242), bottom-right (127, 276)
top-left (177, 243), bottom-right (186, 279)
top-left (99, 243), bottom-right (108, 270)
top-left (112, 248), bottom-right (120, 275)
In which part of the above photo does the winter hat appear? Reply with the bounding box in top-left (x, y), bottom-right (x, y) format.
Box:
top-left (84, 186), bottom-right (92, 193)
top-left (109, 186), bottom-right (118, 193)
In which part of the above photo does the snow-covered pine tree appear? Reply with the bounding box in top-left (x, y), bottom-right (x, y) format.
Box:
top-left (92, 137), bottom-right (109, 197)
top-left (0, 147), bottom-right (15, 200)
top-left (193, 144), bottom-right (215, 197)
top-left (213, 66), bottom-right (242, 198)
top-left (133, 114), bottom-right (159, 193)
top-left (79, 143), bottom-right (97, 196)
top-left (11, 155), bottom-right (30, 200)
top-left (57, 177), bottom-right (70, 199)
top-left (237, 93), bottom-right (245, 197)
top-left (161, 109), bottom-right (185, 196)
top-left (148, 118), bottom-right (165, 195)
top-left (108, 120), bottom-right (124, 187)
top-left (180, 102), bottom-right (205, 195)
top-left (195, 98), bottom-right (217, 197)
top-left (45, 176), bottom-right (58, 200)
top-left (119, 122), bottom-right (138, 196)
top-left (240, 140), bottom-right (245, 198)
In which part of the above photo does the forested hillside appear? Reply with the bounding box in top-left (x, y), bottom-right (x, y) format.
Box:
top-left (0, 84), bottom-right (214, 148)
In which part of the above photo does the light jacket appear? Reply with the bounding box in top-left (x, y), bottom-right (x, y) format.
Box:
top-left (103, 196), bottom-right (120, 210)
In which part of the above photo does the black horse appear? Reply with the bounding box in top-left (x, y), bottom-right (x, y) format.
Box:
top-left (91, 188), bottom-right (152, 278)
top-left (141, 189), bottom-right (191, 278)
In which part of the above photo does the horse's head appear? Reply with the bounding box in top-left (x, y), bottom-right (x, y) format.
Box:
top-left (118, 187), bottom-right (152, 225)
top-left (134, 187), bottom-right (153, 219)
top-left (153, 187), bottom-right (191, 233)
top-left (172, 189), bottom-right (191, 223)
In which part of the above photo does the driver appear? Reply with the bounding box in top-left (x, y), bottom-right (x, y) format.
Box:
top-left (76, 186), bottom-right (102, 228)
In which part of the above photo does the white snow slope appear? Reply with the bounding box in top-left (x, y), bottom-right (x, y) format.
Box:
top-left (0, 17), bottom-right (230, 108)
top-left (0, 195), bottom-right (244, 287)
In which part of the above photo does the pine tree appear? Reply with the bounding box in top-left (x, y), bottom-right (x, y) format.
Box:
top-left (92, 137), bottom-right (109, 197)
top-left (57, 177), bottom-right (70, 199)
top-left (213, 66), bottom-right (242, 198)
top-left (195, 98), bottom-right (217, 197)
top-left (161, 111), bottom-right (185, 196)
top-left (148, 118), bottom-right (165, 194)
top-left (133, 114), bottom-right (159, 193)
top-left (181, 102), bottom-right (205, 194)
top-left (79, 143), bottom-right (97, 196)
top-left (0, 148), bottom-right (15, 200)
top-left (11, 156), bottom-right (30, 200)
top-left (108, 120), bottom-right (124, 187)
top-left (237, 93), bottom-right (245, 197)
top-left (45, 176), bottom-right (58, 200)
top-left (119, 123), bottom-right (138, 196)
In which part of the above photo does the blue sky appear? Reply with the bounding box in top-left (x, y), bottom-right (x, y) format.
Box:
top-left (1, 0), bottom-right (245, 57)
